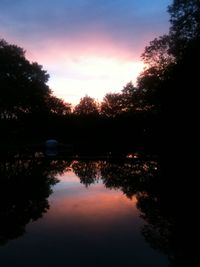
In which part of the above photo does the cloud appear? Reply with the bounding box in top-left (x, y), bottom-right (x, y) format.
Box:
top-left (0, 0), bottom-right (171, 103)
top-left (0, 0), bottom-right (171, 53)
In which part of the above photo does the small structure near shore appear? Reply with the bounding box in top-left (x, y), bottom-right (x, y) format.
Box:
top-left (45, 139), bottom-right (58, 156)
top-left (45, 139), bottom-right (58, 148)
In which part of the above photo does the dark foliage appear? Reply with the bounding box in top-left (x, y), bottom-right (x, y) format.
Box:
top-left (0, 158), bottom-right (68, 245)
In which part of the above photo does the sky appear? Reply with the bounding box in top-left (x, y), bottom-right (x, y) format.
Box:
top-left (0, 0), bottom-right (171, 104)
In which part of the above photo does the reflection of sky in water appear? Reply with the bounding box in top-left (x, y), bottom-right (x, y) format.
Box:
top-left (55, 171), bottom-right (82, 188)
top-left (0, 170), bottom-right (168, 267)
top-left (55, 170), bottom-right (104, 188)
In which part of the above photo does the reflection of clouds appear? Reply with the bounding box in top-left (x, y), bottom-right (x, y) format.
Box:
top-left (48, 180), bottom-right (138, 229)
top-left (55, 171), bottom-right (80, 190)
top-left (57, 171), bottom-right (79, 182)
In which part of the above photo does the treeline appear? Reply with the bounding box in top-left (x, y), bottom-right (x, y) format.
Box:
top-left (1, 0), bottom-right (199, 154)
top-left (0, 39), bottom-right (159, 152)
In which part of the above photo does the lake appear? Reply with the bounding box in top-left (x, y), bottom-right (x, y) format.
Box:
top-left (0, 156), bottom-right (172, 266)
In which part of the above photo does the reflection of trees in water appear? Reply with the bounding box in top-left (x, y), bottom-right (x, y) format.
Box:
top-left (136, 191), bottom-right (176, 265)
top-left (100, 160), bottom-right (159, 198)
top-left (71, 159), bottom-right (159, 199)
top-left (72, 159), bottom-right (180, 266)
top-left (72, 160), bottom-right (101, 187)
top-left (0, 157), bottom-right (183, 265)
top-left (0, 159), bottom-right (69, 246)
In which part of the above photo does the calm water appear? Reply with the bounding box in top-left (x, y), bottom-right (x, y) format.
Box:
top-left (0, 158), bottom-right (171, 266)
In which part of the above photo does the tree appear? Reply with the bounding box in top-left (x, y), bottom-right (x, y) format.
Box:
top-left (137, 67), bottom-right (165, 111)
top-left (100, 92), bottom-right (123, 117)
top-left (100, 82), bottom-right (146, 117)
top-left (121, 81), bottom-right (146, 112)
top-left (137, 0), bottom-right (200, 156)
top-left (45, 95), bottom-right (71, 116)
top-left (73, 95), bottom-right (99, 116)
top-left (137, 0), bottom-right (200, 112)
top-left (168, 0), bottom-right (200, 58)
top-left (141, 35), bottom-right (175, 74)
top-left (0, 39), bottom-right (51, 119)
top-left (137, 35), bottom-right (176, 111)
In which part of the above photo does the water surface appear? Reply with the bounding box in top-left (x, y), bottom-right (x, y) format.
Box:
top-left (0, 158), bottom-right (170, 266)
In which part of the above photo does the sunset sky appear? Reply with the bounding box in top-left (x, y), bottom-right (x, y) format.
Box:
top-left (0, 0), bottom-right (171, 104)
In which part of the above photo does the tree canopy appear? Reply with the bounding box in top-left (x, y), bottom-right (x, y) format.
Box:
top-left (73, 95), bottom-right (99, 116)
top-left (45, 96), bottom-right (71, 116)
top-left (100, 92), bottom-right (123, 117)
top-left (137, 0), bottom-right (200, 113)
top-left (168, 0), bottom-right (200, 58)
top-left (100, 82), bottom-right (147, 117)
top-left (0, 39), bottom-right (51, 119)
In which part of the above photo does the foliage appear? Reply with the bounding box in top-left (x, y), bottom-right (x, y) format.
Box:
top-left (137, 0), bottom-right (200, 113)
top-left (141, 35), bottom-right (175, 74)
top-left (0, 159), bottom-right (67, 245)
top-left (45, 95), bottom-right (71, 116)
top-left (121, 82), bottom-right (146, 112)
top-left (73, 95), bottom-right (99, 116)
top-left (100, 82), bottom-right (146, 117)
top-left (168, 0), bottom-right (200, 58)
top-left (0, 39), bottom-right (72, 121)
top-left (0, 39), bottom-right (51, 119)
top-left (100, 92), bottom-right (123, 117)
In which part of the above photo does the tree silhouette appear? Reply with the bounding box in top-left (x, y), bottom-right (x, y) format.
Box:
top-left (0, 39), bottom-right (51, 120)
top-left (100, 92), bottom-right (123, 117)
top-left (46, 95), bottom-right (71, 116)
top-left (121, 82), bottom-right (146, 112)
top-left (141, 35), bottom-right (175, 74)
top-left (137, 0), bottom-right (200, 116)
top-left (73, 95), bottom-right (99, 116)
top-left (137, 35), bottom-right (175, 112)
top-left (168, 0), bottom-right (200, 58)
top-left (100, 82), bottom-right (146, 117)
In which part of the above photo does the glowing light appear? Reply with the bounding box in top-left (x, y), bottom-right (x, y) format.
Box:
top-left (47, 56), bottom-right (144, 104)
top-left (126, 153), bottom-right (139, 159)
